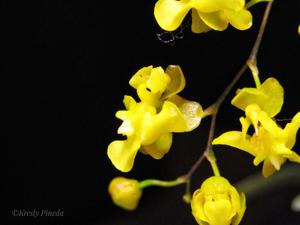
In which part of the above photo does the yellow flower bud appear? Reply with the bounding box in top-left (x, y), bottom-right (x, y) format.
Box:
top-left (191, 176), bottom-right (246, 225)
top-left (108, 177), bottom-right (142, 211)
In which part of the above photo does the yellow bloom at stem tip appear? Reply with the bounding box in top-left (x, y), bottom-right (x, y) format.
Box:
top-left (213, 105), bottom-right (300, 177)
top-left (191, 176), bottom-right (246, 225)
top-left (108, 177), bottom-right (142, 211)
top-left (154, 0), bottom-right (252, 33)
top-left (213, 77), bottom-right (300, 177)
top-left (107, 65), bottom-right (203, 172)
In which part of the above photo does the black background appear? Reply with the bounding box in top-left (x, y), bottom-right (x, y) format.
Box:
top-left (4, 0), bottom-right (300, 225)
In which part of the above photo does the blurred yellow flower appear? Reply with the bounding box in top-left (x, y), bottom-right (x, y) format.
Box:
top-left (191, 176), bottom-right (246, 225)
top-left (154, 0), bottom-right (252, 33)
top-left (213, 105), bottom-right (300, 177)
top-left (108, 177), bottom-right (142, 211)
top-left (107, 65), bottom-right (203, 172)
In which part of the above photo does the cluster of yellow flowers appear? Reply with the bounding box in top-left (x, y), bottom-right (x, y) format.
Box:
top-left (107, 1), bottom-right (300, 225)
top-left (107, 65), bottom-right (203, 172)
top-left (107, 77), bottom-right (300, 223)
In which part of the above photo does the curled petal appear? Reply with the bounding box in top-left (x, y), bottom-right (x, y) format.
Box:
top-left (107, 138), bottom-right (141, 172)
top-left (154, 0), bottom-right (192, 31)
top-left (231, 88), bottom-right (267, 112)
top-left (225, 8), bottom-right (252, 30)
top-left (284, 112), bottom-right (300, 149)
top-left (212, 131), bottom-right (255, 156)
top-left (169, 95), bottom-right (203, 131)
top-left (123, 95), bottom-right (137, 110)
top-left (140, 101), bottom-right (186, 144)
top-left (199, 11), bottom-right (229, 31)
top-left (191, 190), bottom-right (209, 223)
top-left (229, 187), bottom-right (242, 214)
top-left (232, 78), bottom-right (284, 117)
top-left (258, 78), bottom-right (284, 117)
top-left (232, 192), bottom-right (246, 225)
top-left (262, 159), bottom-right (276, 177)
top-left (141, 133), bottom-right (172, 159)
top-left (155, 101), bottom-right (187, 132)
top-left (162, 65), bottom-right (186, 99)
top-left (191, 9), bottom-right (212, 33)
top-left (129, 66), bottom-right (152, 89)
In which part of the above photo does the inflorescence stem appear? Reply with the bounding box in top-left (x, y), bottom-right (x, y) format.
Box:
top-left (183, 1), bottom-right (273, 181)
top-left (139, 177), bottom-right (186, 189)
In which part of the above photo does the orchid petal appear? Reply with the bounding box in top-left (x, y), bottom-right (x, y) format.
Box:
top-left (154, 0), bottom-right (192, 31)
top-left (191, 9), bottom-right (212, 33)
top-left (107, 138), bottom-right (141, 172)
top-left (225, 8), bottom-right (252, 30)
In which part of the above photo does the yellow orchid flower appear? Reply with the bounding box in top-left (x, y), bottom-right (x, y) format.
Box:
top-left (191, 176), bottom-right (246, 225)
top-left (107, 65), bottom-right (203, 172)
top-left (231, 77), bottom-right (284, 117)
top-left (108, 177), bottom-right (142, 211)
top-left (213, 104), bottom-right (300, 177)
top-left (154, 0), bottom-right (252, 33)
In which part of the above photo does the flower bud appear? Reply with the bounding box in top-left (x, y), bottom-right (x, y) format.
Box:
top-left (108, 177), bottom-right (142, 211)
top-left (191, 176), bottom-right (246, 225)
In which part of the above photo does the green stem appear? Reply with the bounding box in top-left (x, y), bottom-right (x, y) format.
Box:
top-left (247, 59), bottom-right (261, 88)
top-left (206, 148), bottom-right (220, 177)
top-left (138, 177), bottom-right (186, 189)
top-left (183, 107), bottom-right (222, 179)
top-left (205, 109), bottom-right (221, 177)
top-left (182, 179), bottom-right (192, 203)
top-left (202, 105), bottom-right (217, 118)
